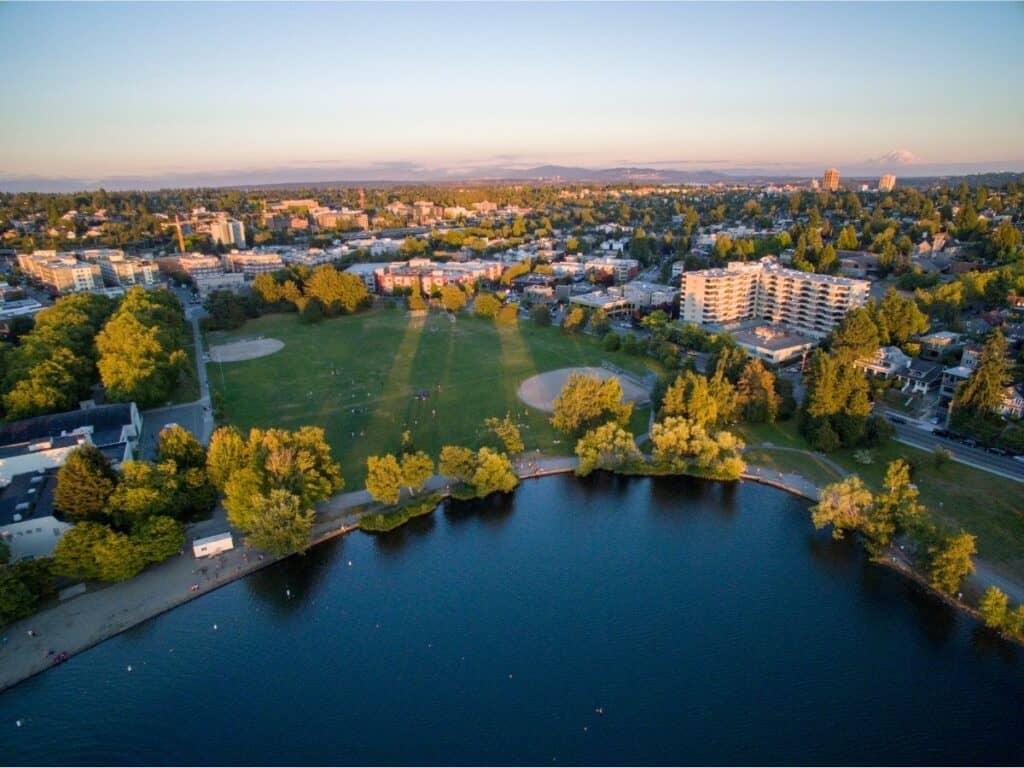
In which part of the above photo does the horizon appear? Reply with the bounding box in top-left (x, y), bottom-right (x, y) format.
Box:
top-left (1, 1), bottom-right (1023, 192)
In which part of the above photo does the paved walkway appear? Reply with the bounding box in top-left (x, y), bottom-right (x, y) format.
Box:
top-left (2, 451), bottom-right (1019, 693)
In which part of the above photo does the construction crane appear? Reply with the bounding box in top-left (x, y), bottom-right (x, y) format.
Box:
top-left (174, 214), bottom-right (186, 254)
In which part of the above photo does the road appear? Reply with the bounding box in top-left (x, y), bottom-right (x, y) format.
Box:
top-left (887, 419), bottom-right (1024, 483)
top-left (139, 289), bottom-right (215, 453)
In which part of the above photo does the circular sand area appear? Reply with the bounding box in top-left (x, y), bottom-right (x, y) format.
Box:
top-left (208, 337), bottom-right (284, 363)
top-left (517, 366), bottom-right (650, 413)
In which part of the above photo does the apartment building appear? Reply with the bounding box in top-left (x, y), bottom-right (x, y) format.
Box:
top-left (878, 174), bottom-right (896, 192)
top-left (178, 254), bottom-right (225, 280)
top-left (823, 168), bottom-right (840, 192)
top-left (210, 219), bottom-right (247, 248)
top-left (226, 251), bottom-right (283, 278)
top-left (373, 258), bottom-right (504, 295)
top-left (584, 256), bottom-right (640, 283)
top-left (99, 255), bottom-right (159, 287)
top-left (680, 260), bottom-right (869, 339)
top-left (17, 251), bottom-right (102, 294)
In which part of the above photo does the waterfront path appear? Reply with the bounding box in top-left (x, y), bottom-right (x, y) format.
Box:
top-left (0, 457), bottom-right (578, 694)
top-left (1, 452), bottom-right (1018, 693)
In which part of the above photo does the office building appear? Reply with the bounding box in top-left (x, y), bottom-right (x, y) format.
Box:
top-left (878, 174), bottom-right (896, 192)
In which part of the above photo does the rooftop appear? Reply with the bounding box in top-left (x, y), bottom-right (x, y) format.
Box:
top-left (0, 403), bottom-right (136, 451)
top-left (0, 470), bottom-right (57, 527)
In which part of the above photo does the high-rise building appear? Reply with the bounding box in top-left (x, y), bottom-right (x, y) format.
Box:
top-left (823, 168), bottom-right (840, 192)
top-left (680, 260), bottom-right (870, 339)
top-left (210, 219), bottom-right (246, 248)
top-left (878, 174), bottom-right (896, 192)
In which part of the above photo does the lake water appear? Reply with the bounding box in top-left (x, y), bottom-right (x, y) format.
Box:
top-left (1, 475), bottom-right (1022, 765)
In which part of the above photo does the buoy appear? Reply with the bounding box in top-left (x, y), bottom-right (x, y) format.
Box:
top-left (16, 719), bottom-right (22, 728)
top-left (347, 561), bottom-right (353, 567)
top-left (127, 665), bottom-right (133, 673)
top-left (213, 624), bottom-right (218, 631)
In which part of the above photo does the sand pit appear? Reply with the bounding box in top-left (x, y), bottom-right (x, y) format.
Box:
top-left (517, 366), bottom-right (650, 413)
top-left (209, 337), bottom-right (284, 363)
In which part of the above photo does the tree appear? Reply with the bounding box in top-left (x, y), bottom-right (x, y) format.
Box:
top-left (649, 416), bottom-right (745, 479)
top-left (400, 451), bottom-right (434, 495)
top-left (439, 445), bottom-right (477, 483)
top-left (207, 426), bottom-right (251, 490)
top-left (105, 460), bottom-right (181, 529)
top-left (801, 350), bottom-right (873, 450)
top-left (811, 477), bottom-right (874, 540)
top-left (133, 515), bottom-right (186, 564)
top-left (952, 329), bottom-right (1010, 424)
top-left (562, 307), bottom-right (586, 334)
top-left (366, 454), bottom-right (402, 504)
top-left (979, 586), bottom-right (1009, 631)
top-left (575, 422), bottom-right (641, 477)
top-left (299, 297), bottom-right (324, 324)
top-left (2, 347), bottom-right (80, 419)
top-left (876, 289), bottom-right (928, 346)
top-left (496, 303), bottom-right (518, 325)
top-left (304, 266), bottom-right (369, 315)
top-left (96, 313), bottom-right (186, 407)
top-left (660, 370), bottom-right (736, 428)
top-left (0, 568), bottom-right (37, 626)
top-left (551, 373), bottom-right (632, 436)
top-left (485, 413), bottom-right (524, 454)
top-left (93, 530), bottom-right (145, 582)
top-left (440, 285), bottom-right (468, 312)
top-left (736, 359), bottom-right (779, 423)
top-left (928, 531), bottom-right (977, 595)
top-left (53, 521), bottom-right (110, 580)
top-left (474, 293), bottom-right (502, 319)
top-left (875, 459), bottom-right (926, 533)
top-left (240, 489), bottom-right (315, 556)
top-left (53, 445), bottom-right (118, 522)
top-left (830, 307), bottom-right (880, 362)
top-left (470, 447), bottom-right (519, 496)
top-left (531, 304), bottom-right (551, 326)
top-left (836, 225), bottom-right (859, 250)
top-left (157, 425), bottom-right (206, 469)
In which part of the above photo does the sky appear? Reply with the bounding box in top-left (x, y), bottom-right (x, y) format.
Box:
top-left (1, 1), bottom-right (1023, 188)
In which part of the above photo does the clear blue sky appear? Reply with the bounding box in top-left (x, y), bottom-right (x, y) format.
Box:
top-left (1, 1), bottom-right (1022, 181)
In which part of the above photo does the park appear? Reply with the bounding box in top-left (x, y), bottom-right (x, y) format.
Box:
top-left (204, 306), bottom-right (657, 487)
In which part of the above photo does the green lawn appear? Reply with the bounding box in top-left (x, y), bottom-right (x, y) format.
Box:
top-left (739, 418), bottom-right (1024, 579)
top-left (205, 307), bottom-right (657, 487)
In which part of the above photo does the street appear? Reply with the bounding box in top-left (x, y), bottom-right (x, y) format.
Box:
top-left (888, 420), bottom-right (1024, 483)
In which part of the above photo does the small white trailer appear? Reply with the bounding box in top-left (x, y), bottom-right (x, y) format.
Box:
top-left (192, 531), bottom-right (234, 559)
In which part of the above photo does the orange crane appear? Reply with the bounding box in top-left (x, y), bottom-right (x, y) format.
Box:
top-left (174, 214), bottom-right (186, 253)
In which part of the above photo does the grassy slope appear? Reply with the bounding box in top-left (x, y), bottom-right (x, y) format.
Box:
top-left (206, 307), bottom-right (657, 488)
top-left (738, 419), bottom-right (1024, 578)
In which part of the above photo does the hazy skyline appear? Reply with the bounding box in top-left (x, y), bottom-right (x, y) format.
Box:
top-left (2, 1), bottom-right (1023, 189)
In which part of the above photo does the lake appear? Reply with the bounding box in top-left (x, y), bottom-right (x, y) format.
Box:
top-left (1, 475), bottom-right (1022, 765)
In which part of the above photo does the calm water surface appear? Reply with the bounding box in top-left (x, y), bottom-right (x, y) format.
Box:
top-left (1, 475), bottom-right (1022, 765)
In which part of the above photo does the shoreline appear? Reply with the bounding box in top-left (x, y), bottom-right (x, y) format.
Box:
top-left (0, 459), bottom-right (1018, 694)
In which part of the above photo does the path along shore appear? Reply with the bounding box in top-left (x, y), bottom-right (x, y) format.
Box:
top-left (0, 454), bottom-right (1018, 693)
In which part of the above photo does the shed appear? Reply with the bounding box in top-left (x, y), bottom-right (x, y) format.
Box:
top-left (192, 531), bottom-right (234, 559)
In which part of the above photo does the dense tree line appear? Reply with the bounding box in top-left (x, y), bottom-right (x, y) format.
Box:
top-left (0, 287), bottom-right (190, 419)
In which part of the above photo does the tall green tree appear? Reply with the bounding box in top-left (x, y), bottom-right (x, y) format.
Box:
top-left (53, 444), bottom-right (118, 522)
top-left (952, 329), bottom-right (1010, 424)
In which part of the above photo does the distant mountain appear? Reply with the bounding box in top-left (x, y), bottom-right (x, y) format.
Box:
top-left (1, 162), bottom-right (1021, 193)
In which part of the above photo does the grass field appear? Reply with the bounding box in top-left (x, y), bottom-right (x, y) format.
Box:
top-left (738, 419), bottom-right (1024, 579)
top-left (205, 307), bottom-right (657, 487)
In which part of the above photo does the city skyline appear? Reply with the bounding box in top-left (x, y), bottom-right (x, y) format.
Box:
top-left (1, 1), bottom-right (1023, 191)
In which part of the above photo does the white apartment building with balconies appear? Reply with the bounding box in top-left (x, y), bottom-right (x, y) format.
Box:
top-left (680, 260), bottom-right (869, 339)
